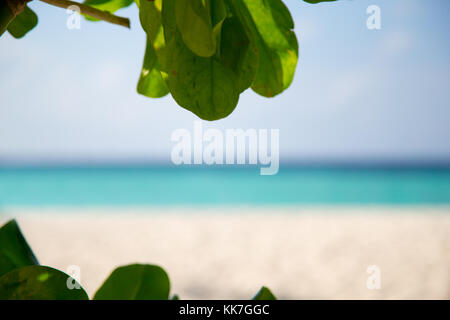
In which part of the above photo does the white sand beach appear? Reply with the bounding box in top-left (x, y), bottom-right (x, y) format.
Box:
top-left (1, 207), bottom-right (449, 300)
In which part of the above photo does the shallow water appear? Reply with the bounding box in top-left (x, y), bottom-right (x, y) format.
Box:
top-left (1, 166), bottom-right (450, 206)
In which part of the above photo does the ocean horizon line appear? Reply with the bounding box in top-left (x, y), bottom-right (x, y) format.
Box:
top-left (1, 160), bottom-right (450, 170)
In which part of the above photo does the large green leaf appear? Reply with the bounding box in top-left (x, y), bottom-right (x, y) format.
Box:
top-left (139, 0), bottom-right (164, 42)
top-left (84, 0), bottom-right (133, 11)
top-left (6, 6), bottom-right (38, 39)
top-left (252, 286), bottom-right (277, 300)
top-left (139, 0), bottom-right (172, 72)
top-left (175, 0), bottom-right (216, 57)
top-left (161, 0), bottom-right (239, 121)
top-left (0, 220), bottom-right (38, 278)
top-left (220, 13), bottom-right (258, 93)
top-left (0, 265), bottom-right (88, 300)
top-left (83, 0), bottom-right (133, 21)
top-left (93, 264), bottom-right (170, 300)
top-left (229, 0), bottom-right (298, 97)
top-left (137, 0), bottom-right (169, 98)
top-left (137, 39), bottom-right (169, 98)
top-left (211, 0), bottom-right (227, 34)
top-left (166, 42), bottom-right (239, 120)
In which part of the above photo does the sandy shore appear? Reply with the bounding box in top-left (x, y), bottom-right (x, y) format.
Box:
top-left (1, 207), bottom-right (449, 299)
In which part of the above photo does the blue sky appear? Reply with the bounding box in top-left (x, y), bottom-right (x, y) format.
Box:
top-left (1, 0), bottom-right (449, 165)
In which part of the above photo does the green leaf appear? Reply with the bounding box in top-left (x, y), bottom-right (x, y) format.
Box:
top-left (139, 0), bottom-right (164, 41)
top-left (171, 294), bottom-right (179, 300)
top-left (83, 0), bottom-right (133, 21)
top-left (0, 220), bottom-right (38, 278)
top-left (6, 6), bottom-right (38, 39)
top-left (93, 264), bottom-right (170, 300)
top-left (220, 14), bottom-right (258, 93)
top-left (211, 0), bottom-right (228, 28)
top-left (137, 0), bottom-right (169, 98)
top-left (252, 286), bottom-right (277, 300)
top-left (139, 0), bottom-right (167, 63)
top-left (175, 0), bottom-right (216, 57)
top-left (162, 0), bottom-right (239, 120)
top-left (84, 0), bottom-right (133, 12)
top-left (211, 0), bottom-right (227, 43)
top-left (166, 44), bottom-right (239, 120)
top-left (0, 265), bottom-right (88, 300)
top-left (137, 39), bottom-right (169, 98)
top-left (229, 0), bottom-right (298, 97)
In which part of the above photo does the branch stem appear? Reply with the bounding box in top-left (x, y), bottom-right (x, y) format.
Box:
top-left (39, 0), bottom-right (130, 28)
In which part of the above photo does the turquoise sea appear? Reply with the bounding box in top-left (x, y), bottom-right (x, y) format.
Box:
top-left (0, 166), bottom-right (450, 206)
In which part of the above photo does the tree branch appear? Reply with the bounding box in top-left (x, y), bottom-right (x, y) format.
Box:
top-left (39, 0), bottom-right (130, 29)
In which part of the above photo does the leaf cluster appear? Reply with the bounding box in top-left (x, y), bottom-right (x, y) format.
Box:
top-left (137, 0), bottom-right (298, 120)
top-left (1, 0), bottom-right (337, 120)
top-left (0, 219), bottom-right (276, 300)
